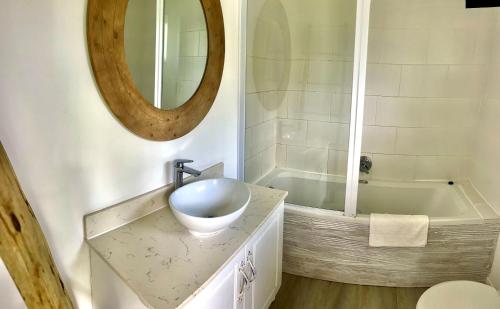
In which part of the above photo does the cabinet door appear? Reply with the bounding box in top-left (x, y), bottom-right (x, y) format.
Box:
top-left (246, 203), bottom-right (284, 309)
top-left (184, 250), bottom-right (245, 309)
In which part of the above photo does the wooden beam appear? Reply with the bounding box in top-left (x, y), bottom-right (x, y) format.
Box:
top-left (0, 142), bottom-right (74, 309)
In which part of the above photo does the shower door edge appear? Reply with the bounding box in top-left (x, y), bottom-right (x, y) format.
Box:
top-left (237, 0), bottom-right (248, 181)
top-left (344, 0), bottom-right (371, 217)
top-left (154, 0), bottom-right (164, 108)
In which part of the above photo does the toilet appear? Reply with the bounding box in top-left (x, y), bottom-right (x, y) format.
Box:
top-left (417, 281), bottom-right (500, 309)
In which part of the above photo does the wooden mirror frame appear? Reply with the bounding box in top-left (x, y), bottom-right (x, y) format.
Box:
top-left (87, 0), bottom-right (225, 141)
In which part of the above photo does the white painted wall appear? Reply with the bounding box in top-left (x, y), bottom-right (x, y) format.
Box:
top-left (470, 9), bottom-right (500, 289)
top-left (0, 261), bottom-right (26, 309)
top-left (0, 0), bottom-right (241, 308)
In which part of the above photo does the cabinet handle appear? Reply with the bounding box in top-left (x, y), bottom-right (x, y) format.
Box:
top-left (247, 251), bottom-right (257, 282)
top-left (237, 262), bottom-right (250, 302)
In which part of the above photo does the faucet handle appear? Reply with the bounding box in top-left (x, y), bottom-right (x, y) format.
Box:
top-left (174, 159), bottom-right (194, 168)
top-left (360, 156), bottom-right (372, 174)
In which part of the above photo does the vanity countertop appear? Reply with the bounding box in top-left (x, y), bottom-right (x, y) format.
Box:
top-left (86, 182), bottom-right (287, 309)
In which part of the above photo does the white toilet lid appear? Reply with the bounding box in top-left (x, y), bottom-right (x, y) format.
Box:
top-left (417, 281), bottom-right (500, 309)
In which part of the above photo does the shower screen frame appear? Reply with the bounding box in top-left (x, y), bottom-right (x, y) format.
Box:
top-left (343, 0), bottom-right (371, 217)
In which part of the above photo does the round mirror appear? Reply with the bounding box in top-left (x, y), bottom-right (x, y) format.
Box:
top-left (124, 0), bottom-right (208, 110)
top-left (87, 0), bottom-right (224, 141)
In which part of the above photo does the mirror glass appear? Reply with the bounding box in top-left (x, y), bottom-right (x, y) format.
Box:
top-left (125, 0), bottom-right (208, 110)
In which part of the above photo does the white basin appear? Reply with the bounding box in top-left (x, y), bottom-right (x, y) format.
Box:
top-left (169, 178), bottom-right (251, 237)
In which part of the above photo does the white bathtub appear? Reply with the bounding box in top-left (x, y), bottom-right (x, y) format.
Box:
top-left (257, 168), bottom-right (500, 287)
top-left (258, 168), bottom-right (479, 218)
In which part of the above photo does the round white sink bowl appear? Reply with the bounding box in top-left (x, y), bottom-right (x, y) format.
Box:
top-left (169, 178), bottom-right (251, 237)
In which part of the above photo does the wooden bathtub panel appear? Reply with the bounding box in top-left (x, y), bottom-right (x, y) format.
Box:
top-left (282, 210), bottom-right (500, 287)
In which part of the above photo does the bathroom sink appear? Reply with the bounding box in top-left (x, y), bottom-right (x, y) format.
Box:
top-left (169, 178), bottom-right (251, 237)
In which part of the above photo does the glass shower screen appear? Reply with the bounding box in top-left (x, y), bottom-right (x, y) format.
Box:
top-left (244, 0), bottom-right (360, 213)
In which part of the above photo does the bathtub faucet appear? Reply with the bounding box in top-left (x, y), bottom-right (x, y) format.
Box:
top-left (360, 156), bottom-right (372, 174)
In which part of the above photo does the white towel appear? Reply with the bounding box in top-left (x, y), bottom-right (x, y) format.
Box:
top-left (369, 213), bottom-right (429, 247)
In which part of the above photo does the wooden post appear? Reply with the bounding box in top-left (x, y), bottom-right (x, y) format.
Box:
top-left (0, 142), bottom-right (74, 309)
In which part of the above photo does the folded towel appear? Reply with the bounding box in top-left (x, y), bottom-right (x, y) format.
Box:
top-left (369, 213), bottom-right (429, 247)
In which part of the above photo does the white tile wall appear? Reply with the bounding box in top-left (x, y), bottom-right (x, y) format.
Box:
top-left (306, 122), bottom-right (350, 150)
top-left (308, 27), bottom-right (336, 57)
top-left (375, 97), bottom-right (477, 128)
top-left (414, 156), bottom-right (464, 180)
top-left (370, 154), bottom-right (416, 181)
top-left (361, 0), bottom-right (494, 182)
top-left (446, 65), bottom-right (484, 98)
top-left (286, 145), bottom-right (328, 173)
top-left (244, 154), bottom-right (261, 184)
top-left (245, 90), bottom-right (280, 181)
top-left (305, 60), bottom-right (353, 93)
top-left (362, 126), bottom-right (397, 154)
top-left (330, 94), bottom-right (353, 123)
top-left (379, 29), bottom-right (428, 65)
top-left (399, 65), bottom-right (448, 97)
top-left (180, 31), bottom-right (200, 57)
top-left (395, 128), bottom-right (471, 156)
top-left (327, 150), bottom-right (349, 175)
top-left (247, 0), bottom-right (496, 185)
top-left (247, 1), bottom-right (500, 288)
top-left (365, 64), bottom-right (401, 96)
top-left (276, 144), bottom-right (286, 168)
top-left (287, 92), bottom-right (331, 121)
top-left (245, 0), bottom-right (290, 182)
top-left (470, 11), bottom-right (500, 216)
top-left (286, 60), bottom-right (307, 91)
top-left (467, 10), bottom-right (500, 290)
top-left (269, 0), bottom-right (356, 176)
top-left (277, 119), bottom-right (307, 145)
top-left (427, 29), bottom-right (475, 64)
top-left (166, 6), bottom-right (208, 107)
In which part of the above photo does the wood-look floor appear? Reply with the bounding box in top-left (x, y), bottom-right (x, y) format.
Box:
top-left (270, 273), bottom-right (428, 309)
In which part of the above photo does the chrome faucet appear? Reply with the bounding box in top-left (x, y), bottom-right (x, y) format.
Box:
top-left (173, 159), bottom-right (201, 189)
top-left (360, 156), bottom-right (372, 174)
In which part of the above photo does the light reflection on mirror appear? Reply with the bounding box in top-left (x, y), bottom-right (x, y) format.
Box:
top-left (125, 0), bottom-right (208, 110)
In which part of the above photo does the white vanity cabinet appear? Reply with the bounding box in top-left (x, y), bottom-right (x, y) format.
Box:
top-left (184, 202), bottom-right (283, 309)
top-left (242, 204), bottom-right (283, 309)
top-left (87, 181), bottom-right (287, 309)
top-left (183, 249), bottom-right (245, 309)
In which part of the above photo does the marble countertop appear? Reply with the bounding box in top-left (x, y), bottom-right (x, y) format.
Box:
top-left (86, 183), bottom-right (287, 309)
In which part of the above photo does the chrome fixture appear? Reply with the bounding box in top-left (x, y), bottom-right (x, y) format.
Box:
top-left (360, 156), bottom-right (372, 174)
top-left (173, 159), bottom-right (201, 189)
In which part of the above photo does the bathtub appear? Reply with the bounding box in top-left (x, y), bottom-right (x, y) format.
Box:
top-left (257, 168), bottom-right (500, 287)
top-left (259, 169), bottom-right (479, 218)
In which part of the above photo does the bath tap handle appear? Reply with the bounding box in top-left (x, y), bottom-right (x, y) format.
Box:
top-left (360, 156), bottom-right (372, 174)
